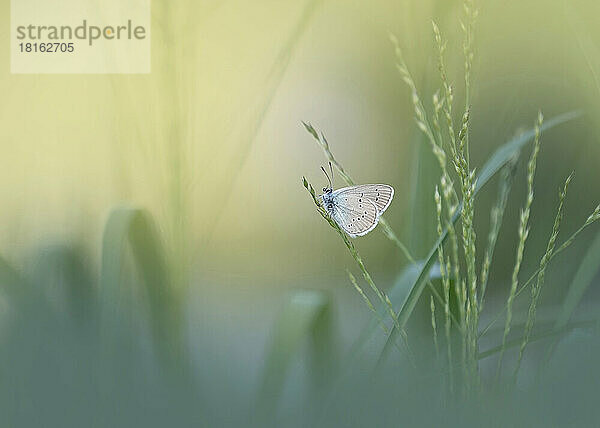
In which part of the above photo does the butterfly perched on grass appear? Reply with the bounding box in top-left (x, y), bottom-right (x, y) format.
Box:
top-left (319, 163), bottom-right (394, 238)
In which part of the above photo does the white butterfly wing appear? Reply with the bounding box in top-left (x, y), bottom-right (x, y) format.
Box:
top-left (333, 184), bottom-right (394, 214)
top-left (331, 194), bottom-right (379, 238)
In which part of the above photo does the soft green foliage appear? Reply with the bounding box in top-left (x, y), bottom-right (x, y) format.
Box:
top-left (258, 290), bottom-right (335, 418)
top-left (5, 1), bottom-right (600, 425)
top-left (0, 207), bottom-right (201, 426)
top-left (100, 207), bottom-right (186, 375)
top-left (478, 319), bottom-right (597, 361)
top-left (542, 211), bottom-right (600, 366)
top-left (554, 218), bottom-right (600, 331)
top-left (0, 253), bottom-right (26, 301)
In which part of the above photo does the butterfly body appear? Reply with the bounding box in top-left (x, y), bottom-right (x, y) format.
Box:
top-left (320, 184), bottom-right (394, 238)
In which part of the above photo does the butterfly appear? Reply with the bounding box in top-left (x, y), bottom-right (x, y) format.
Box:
top-left (319, 163), bottom-right (394, 238)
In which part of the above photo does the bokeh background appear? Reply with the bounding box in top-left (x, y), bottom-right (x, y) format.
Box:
top-left (1, 0), bottom-right (600, 426)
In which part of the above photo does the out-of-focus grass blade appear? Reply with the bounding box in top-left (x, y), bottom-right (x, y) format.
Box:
top-left (0, 254), bottom-right (26, 300)
top-left (28, 244), bottom-right (94, 324)
top-left (100, 207), bottom-right (184, 374)
top-left (205, 0), bottom-right (323, 240)
top-left (315, 261), bottom-right (443, 405)
top-left (379, 111), bottom-right (581, 360)
top-left (258, 290), bottom-right (336, 420)
top-left (540, 229), bottom-right (600, 367)
top-left (0, 255), bottom-right (27, 335)
top-left (478, 319), bottom-right (597, 360)
top-left (351, 261), bottom-right (441, 354)
top-left (538, 0), bottom-right (600, 367)
top-left (554, 230), bottom-right (600, 329)
top-left (566, 2), bottom-right (600, 95)
top-left (476, 111), bottom-right (581, 193)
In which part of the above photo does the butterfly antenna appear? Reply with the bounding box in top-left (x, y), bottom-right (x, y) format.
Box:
top-left (321, 166), bottom-right (332, 189)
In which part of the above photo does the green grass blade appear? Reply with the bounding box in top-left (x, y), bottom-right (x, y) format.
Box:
top-left (257, 289), bottom-right (335, 420)
top-left (0, 254), bottom-right (26, 301)
top-left (350, 261), bottom-right (442, 355)
top-left (478, 319), bottom-right (597, 360)
top-left (28, 244), bottom-right (94, 324)
top-left (547, 0), bottom-right (600, 355)
top-left (378, 111), bottom-right (581, 360)
top-left (555, 229), bottom-right (600, 329)
top-left (540, 229), bottom-right (600, 372)
top-left (475, 111), bottom-right (581, 193)
top-left (566, 2), bottom-right (600, 96)
top-left (100, 207), bottom-right (184, 375)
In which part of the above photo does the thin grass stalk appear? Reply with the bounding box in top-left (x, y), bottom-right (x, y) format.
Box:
top-left (479, 158), bottom-right (517, 313)
top-left (431, 295), bottom-right (440, 359)
top-left (439, 99), bottom-right (478, 381)
top-left (432, 21), bottom-right (457, 156)
top-left (432, 89), bottom-right (463, 331)
top-left (432, 21), bottom-right (466, 340)
top-left (461, 0), bottom-right (478, 165)
top-left (392, 31), bottom-right (464, 335)
top-left (391, 33), bottom-right (452, 257)
top-left (479, 320), bottom-right (598, 360)
top-left (390, 34), bottom-right (440, 151)
top-left (433, 112), bottom-right (464, 363)
top-left (541, 205), bottom-right (600, 370)
top-left (458, 111), bottom-right (479, 379)
top-left (432, 91), bottom-right (462, 219)
top-left (496, 112), bottom-right (543, 380)
top-left (347, 270), bottom-right (405, 358)
top-left (433, 20), bottom-right (474, 370)
top-left (479, 202), bottom-right (600, 339)
top-left (436, 187), bottom-right (454, 391)
top-left (513, 173), bottom-right (572, 379)
top-left (392, 27), bottom-right (462, 243)
top-left (459, 278), bottom-right (468, 384)
top-left (347, 270), bottom-right (379, 327)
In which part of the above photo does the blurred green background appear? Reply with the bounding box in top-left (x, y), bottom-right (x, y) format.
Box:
top-left (2, 0), bottom-right (600, 426)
